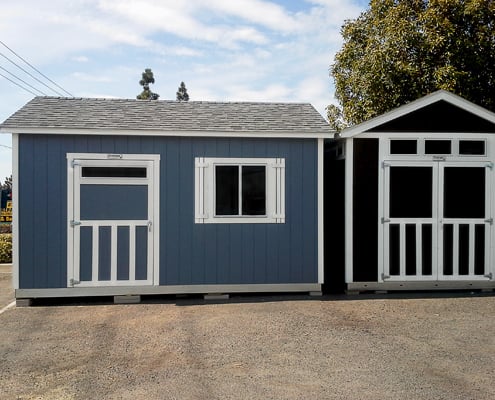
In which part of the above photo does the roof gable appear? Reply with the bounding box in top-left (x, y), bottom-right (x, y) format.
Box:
top-left (0, 97), bottom-right (331, 138)
top-left (341, 90), bottom-right (495, 138)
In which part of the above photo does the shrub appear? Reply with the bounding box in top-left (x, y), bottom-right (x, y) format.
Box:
top-left (0, 224), bottom-right (12, 234)
top-left (0, 233), bottom-right (12, 263)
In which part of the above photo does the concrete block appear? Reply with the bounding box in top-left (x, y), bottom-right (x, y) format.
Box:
top-left (16, 298), bottom-right (33, 307)
top-left (114, 295), bottom-right (141, 304)
top-left (204, 293), bottom-right (229, 300)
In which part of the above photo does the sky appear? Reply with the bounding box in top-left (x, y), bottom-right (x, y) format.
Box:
top-left (0, 0), bottom-right (367, 182)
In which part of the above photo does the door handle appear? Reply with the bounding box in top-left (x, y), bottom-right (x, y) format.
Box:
top-left (147, 220), bottom-right (152, 232)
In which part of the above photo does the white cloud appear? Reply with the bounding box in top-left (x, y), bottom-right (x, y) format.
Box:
top-left (72, 56), bottom-right (89, 63)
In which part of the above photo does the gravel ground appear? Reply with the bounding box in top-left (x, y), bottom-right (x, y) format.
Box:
top-left (0, 264), bottom-right (14, 309)
top-left (0, 287), bottom-right (494, 400)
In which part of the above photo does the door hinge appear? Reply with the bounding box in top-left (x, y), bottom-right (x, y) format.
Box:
top-left (486, 162), bottom-right (494, 170)
top-left (382, 162), bottom-right (390, 169)
top-left (484, 272), bottom-right (493, 279)
top-left (485, 218), bottom-right (493, 225)
top-left (381, 273), bottom-right (390, 281)
top-left (70, 220), bottom-right (82, 227)
top-left (71, 160), bottom-right (80, 168)
top-left (381, 217), bottom-right (390, 224)
top-left (147, 220), bottom-right (152, 232)
top-left (69, 278), bottom-right (80, 286)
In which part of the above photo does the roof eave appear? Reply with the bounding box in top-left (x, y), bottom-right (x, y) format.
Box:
top-left (0, 126), bottom-right (333, 139)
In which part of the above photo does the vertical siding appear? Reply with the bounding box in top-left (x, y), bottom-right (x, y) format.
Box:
top-left (18, 134), bottom-right (318, 289)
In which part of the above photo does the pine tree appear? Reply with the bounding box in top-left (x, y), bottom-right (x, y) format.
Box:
top-left (176, 81), bottom-right (189, 101)
top-left (136, 68), bottom-right (159, 100)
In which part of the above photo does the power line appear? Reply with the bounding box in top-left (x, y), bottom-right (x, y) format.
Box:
top-left (0, 40), bottom-right (73, 97)
top-left (0, 70), bottom-right (39, 96)
top-left (0, 144), bottom-right (12, 149)
top-left (0, 50), bottom-right (66, 97)
top-left (0, 65), bottom-right (47, 96)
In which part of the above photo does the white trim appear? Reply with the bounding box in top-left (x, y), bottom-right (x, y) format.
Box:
top-left (1, 127), bottom-right (332, 139)
top-left (15, 283), bottom-right (322, 298)
top-left (341, 90), bottom-right (495, 138)
top-left (67, 153), bottom-right (160, 161)
top-left (317, 138), bottom-right (324, 284)
top-left (347, 281), bottom-right (495, 291)
top-left (11, 133), bottom-right (19, 290)
top-left (345, 138), bottom-right (353, 283)
top-left (377, 138), bottom-right (386, 282)
top-left (195, 157), bottom-right (285, 224)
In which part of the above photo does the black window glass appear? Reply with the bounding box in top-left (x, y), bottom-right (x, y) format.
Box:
top-left (443, 167), bottom-right (485, 218)
top-left (82, 167), bottom-right (146, 178)
top-left (242, 166), bottom-right (266, 215)
top-left (215, 166), bottom-right (239, 215)
top-left (389, 166), bottom-right (432, 218)
top-left (459, 140), bottom-right (485, 155)
top-left (425, 140), bottom-right (451, 154)
top-left (390, 140), bottom-right (417, 154)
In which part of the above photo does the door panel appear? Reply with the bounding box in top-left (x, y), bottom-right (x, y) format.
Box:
top-left (383, 161), bottom-right (491, 281)
top-left (80, 185), bottom-right (148, 220)
top-left (70, 157), bottom-right (156, 287)
top-left (438, 164), bottom-right (490, 280)
top-left (383, 162), bottom-right (437, 280)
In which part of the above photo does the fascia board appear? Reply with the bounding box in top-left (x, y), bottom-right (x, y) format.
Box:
top-left (0, 127), bottom-right (333, 139)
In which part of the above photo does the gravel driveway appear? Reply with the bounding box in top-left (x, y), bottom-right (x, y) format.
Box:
top-left (1, 287), bottom-right (494, 400)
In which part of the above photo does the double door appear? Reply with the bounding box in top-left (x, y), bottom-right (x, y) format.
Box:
top-left (382, 161), bottom-right (492, 281)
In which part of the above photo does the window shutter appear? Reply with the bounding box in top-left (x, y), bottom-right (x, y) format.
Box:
top-left (195, 157), bottom-right (208, 223)
top-left (274, 158), bottom-right (285, 223)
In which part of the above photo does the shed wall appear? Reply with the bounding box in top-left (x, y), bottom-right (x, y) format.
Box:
top-left (18, 134), bottom-right (318, 289)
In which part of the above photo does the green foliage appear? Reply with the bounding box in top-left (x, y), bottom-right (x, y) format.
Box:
top-left (1, 175), bottom-right (11, 190)
top-left (330, 0), bottom-right (495, 126)
top-left (176, 81), bottom-right (189, 101)
top-left (0, 233), bottom-right (12, 263)
top-left (136, 68), bottom-right (160, 100)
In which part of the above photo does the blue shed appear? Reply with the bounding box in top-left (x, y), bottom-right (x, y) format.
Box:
top-left (0, 97), bottom-right (330, 301)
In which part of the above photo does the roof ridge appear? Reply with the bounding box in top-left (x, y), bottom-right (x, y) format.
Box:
top-left (32, 96), bottom-right (314, 106)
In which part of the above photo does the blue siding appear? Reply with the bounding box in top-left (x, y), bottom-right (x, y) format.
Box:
top-left (80, 185), bottom-right (148, 220)
top-left (98, 226), bottom-right (111, 281)
top-left (18, 134), bottom-right (318, 289)
top-left (80, 227), bottom-right (92, 281)
top-left (117, 226), bottom-right (130, 280)
top-left (135, 226), bottom-right (148, 280)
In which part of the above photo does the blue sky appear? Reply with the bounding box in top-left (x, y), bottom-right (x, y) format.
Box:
top-left (0, 0), bottom-right (367, 181)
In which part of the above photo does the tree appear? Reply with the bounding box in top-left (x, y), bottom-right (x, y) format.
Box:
top-left (176, 81), bottom-right (189, 101)
top-left (1, 175), bottom-right (11, 190)
top-left (330, 0), bottom-right (495, 129)
top-left (136, 68), bottom-right (160, 100)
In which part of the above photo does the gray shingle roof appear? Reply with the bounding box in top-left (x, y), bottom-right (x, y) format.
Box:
top-left (0, 96), bottom-right (330, 134)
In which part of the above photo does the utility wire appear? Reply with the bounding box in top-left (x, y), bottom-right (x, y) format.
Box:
top-left (0, 65), bottom-right (47, 96)
top-left (0, 40), bottom-right (73, 97)
top-left (0, 51), bottom-right (66, 97)
top-left (0, 144), bottom-right (12, 149)
top-left (0, 70), bottom-right (38, 96)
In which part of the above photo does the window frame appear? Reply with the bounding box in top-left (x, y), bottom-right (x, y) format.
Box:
top-left (195, 157), bottom-right (285, 224)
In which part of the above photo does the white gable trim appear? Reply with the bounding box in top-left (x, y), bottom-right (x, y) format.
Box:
top-left (0, 127), bottom-right (332, 139)
top-left (340, 90), bottom-right (495, 139)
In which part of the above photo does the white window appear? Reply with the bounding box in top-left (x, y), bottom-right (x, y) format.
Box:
top-left (195, 157), bottom-right (285, 224)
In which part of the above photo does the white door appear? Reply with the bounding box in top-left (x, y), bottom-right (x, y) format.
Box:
top-left (68, 154), bottom-right (159, 287)
top-left (382, 161), bottom-right (492, 281)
